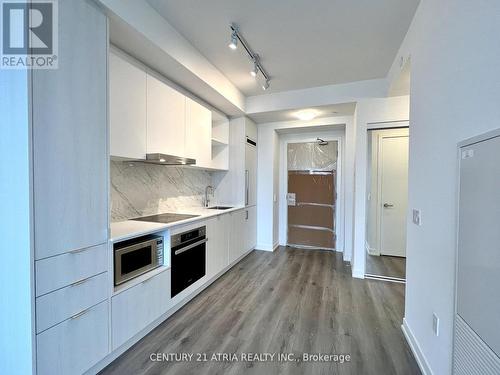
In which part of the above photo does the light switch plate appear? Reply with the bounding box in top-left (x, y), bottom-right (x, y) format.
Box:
top-left (412, 209), bottom-right (421, 226)
top-left (461, 149), bottom-right (474, 159)
top-left (432, 313), bottom-right (440, 336)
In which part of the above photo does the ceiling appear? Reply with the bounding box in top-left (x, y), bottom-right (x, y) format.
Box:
top-left (147, 0), bottom-right (420, 96)
top-left (247, 102), bottom-right (355, 124)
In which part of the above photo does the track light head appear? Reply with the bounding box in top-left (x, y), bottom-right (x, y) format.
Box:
top-left (250, 62), bottom-right (258, 77)
top-left (228, 31), bottom-right (238, 50)
top-left (262, 79), bottom-right (270, 90)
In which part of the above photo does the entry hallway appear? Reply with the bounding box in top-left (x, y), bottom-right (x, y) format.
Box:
top-left (101, 247), bottom-right (420, 375)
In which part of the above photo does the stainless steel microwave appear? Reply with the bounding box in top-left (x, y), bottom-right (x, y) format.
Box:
top-left (114, 235), bottom-right (164, 286)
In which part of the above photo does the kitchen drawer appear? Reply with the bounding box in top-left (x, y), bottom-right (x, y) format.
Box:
top-left (36, 272), bottom-right (108, 333)
top-left (37, 300), bottom-right (109, 375)
top-left (112, 269), bottom-right (170, 349)
top-left (35, 243), bottom-right (107, 296)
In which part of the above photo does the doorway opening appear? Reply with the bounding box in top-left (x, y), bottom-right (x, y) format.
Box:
top-left (286, 139), bottom-right (338, 250)
top-left (365, 127), bottom-right (409, 282)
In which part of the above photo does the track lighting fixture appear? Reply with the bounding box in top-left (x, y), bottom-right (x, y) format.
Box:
top-left (250, 63), bottom-right (258, 77)
top-left (250, 56), bottom-right (259, 77)
top-left (228, 29), bottom-right (238, 50)
top-left (228, 23), bottom-right (271, 90)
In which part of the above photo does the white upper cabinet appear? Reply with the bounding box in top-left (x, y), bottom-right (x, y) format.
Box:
top-left (109, 50), bottom-right (226, 169)
top-left (109, 51), bottom-right (147, 159)
top-left (147, 74), bottom-right (186, 157)
top-left (185, 97), bottom-right (212, 168)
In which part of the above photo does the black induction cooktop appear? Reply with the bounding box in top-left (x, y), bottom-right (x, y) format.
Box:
top-left (130, 213), bottom-right (199, 224)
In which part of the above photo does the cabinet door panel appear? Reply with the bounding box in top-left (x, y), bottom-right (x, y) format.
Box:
top-left (207, 215), bottom-right (229, 277)
top-left (36, 272), bottom-right (108, 333)
top-left (32, 0), bottom-right (108, 259)
top-left (37, 300), bottom-right (109, 375)
top-left (229, 210), bottom-right (246, 263)
top-left (112, 270), bottom-right (171, 349)
top-left (245, 144), bottom-right (257, 206)
top-left (147, 75), bottom-right (186, 156)
top-left (245, 206), bottom-right (257, 252)
top-left (109, 51), bottom-right (147, 159)
top-left (186, 97), bottom-right (212, 168)
top-left (35, 243), bottom-right (107, 296)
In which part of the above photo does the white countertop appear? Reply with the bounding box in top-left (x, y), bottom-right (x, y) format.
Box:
top-left (110, 205), bottom-right (245, 243)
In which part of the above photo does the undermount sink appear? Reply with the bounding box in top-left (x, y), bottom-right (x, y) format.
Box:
top-left (207, 206), bottom-right (233, 210)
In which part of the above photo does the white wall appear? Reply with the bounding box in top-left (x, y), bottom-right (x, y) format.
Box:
top-left (256, 125), bottom-right (279, 251)
top-left (0, 71), bottom-right (35, 374)
top-left (352, 96), bottom-right (410, 277)
top-left (246, 79), bottom-right (386, 114)
top-left (256, 116), bottom-right (354, 260)
top-left (385, 1), bottom-right (500, 374)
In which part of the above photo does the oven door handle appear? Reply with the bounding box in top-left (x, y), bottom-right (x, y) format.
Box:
top-left (174, 238), bottom-right (208, 256)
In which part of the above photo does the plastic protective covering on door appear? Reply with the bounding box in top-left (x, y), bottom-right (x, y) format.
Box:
top-left (287, 141), bottom-right (337, 171)
top-left (287, 142), bottom-right (337, 250)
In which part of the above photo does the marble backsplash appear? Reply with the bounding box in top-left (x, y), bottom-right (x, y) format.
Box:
top-left (110, 160), bottom-right (213, 222)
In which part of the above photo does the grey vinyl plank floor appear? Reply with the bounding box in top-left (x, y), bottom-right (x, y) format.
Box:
top-left (365, 254), bottom-right (406, 279)
top-left (100, 247), bottom-right (419, 375)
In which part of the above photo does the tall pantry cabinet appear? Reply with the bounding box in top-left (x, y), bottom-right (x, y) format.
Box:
top-left (215, 117), bottom-right (258, 253)
top-left (32, 1), bottom-right (109, 374)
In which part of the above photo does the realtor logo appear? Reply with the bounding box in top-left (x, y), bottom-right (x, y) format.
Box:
top-left (1, 0), bottom-right (58, 69)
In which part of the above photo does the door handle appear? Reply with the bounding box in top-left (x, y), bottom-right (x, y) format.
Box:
top-left (383, 203), bottom-right (394, 208)
top-left (174, 238), bottom-right (208, 255)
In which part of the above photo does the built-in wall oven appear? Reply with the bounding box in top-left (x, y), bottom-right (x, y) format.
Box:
top-left (171, 226), bottom-right (207, 297)
top-left (114, 235), bottom-right (164, 286)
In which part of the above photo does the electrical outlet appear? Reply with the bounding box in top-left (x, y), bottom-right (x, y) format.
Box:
top-left (432, 313), bottom-right (440, 336)
top-left (412, 209), bottom-right (421, 226)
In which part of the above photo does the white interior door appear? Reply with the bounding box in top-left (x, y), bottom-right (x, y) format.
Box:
top-left (379, 135), bottom-right (409, 257)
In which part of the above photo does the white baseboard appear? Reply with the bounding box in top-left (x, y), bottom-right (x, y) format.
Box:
top-left (255, 243), bottom-right (278, 252)
top-left (352, 267), bottom-right (365, 279)
top-left (401, 318), bottom-right (433, 375)
top-left (365, 241), bottom-right (379, 256)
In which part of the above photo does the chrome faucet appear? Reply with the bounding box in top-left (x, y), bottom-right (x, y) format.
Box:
top-left (204, 185), bottom-right (214, 208)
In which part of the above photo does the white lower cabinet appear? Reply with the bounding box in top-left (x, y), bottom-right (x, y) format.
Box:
top-left (207, 215), bottom-right (230, 278)
top-left (244, 206), bottom-right (257, 252)
top-left (229, 210), bottom-right (246, 264)
top-left (35, 243), bottom-right (107, 297)
top-left (36, 300), bottom-right (109, 375)
top-left (36, 272), bottom-right (108, 333)
top-left (112, 269), bottom-right (171, 350)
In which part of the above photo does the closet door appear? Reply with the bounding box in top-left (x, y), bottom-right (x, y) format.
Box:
top-left (32, 0), bottom-right (108, 259)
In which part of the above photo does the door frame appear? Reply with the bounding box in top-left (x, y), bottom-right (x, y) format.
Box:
top-left (377, 132), bottom-right (409, 256)
top-left (279, 132), bottom-right (344, 252)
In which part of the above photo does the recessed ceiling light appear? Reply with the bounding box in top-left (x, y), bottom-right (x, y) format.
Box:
top-left (295, 109), bottom-right (318, 121)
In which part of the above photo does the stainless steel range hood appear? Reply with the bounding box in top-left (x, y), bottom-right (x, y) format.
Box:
top-left (130, 153), bottom-right (196, 166)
